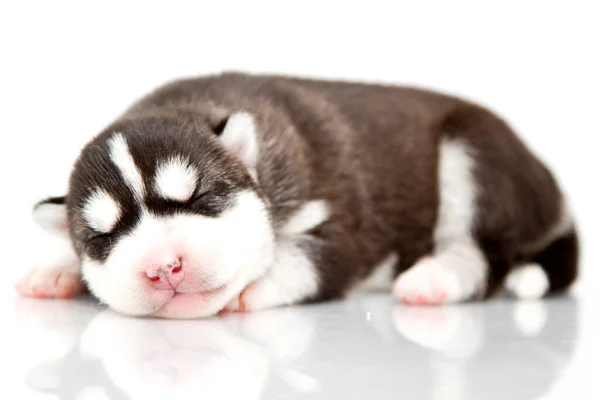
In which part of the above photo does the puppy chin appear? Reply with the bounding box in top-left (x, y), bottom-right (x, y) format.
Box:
top-left (150, 277), bottom-right (248, 319)
top-left (148, 249), bottom-right (274, 319)
top-left (150, 252), bottom-right (275, 319)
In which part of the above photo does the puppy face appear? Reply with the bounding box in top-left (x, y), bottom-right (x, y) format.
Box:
top-left (33, 112), bottom-right (275, 317)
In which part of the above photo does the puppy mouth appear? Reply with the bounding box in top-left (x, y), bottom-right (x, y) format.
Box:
top-left (149, 282), bottom-right (236, 318)
top-left (173, 284), bottom-right (227, 297)
top-left (148, 268), bottom-right (247, 318)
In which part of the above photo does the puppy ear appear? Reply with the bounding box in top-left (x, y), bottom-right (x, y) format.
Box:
top-left (32, 196), bottom-right (69, 237)
top-left (216, 112), bottom-right (259, 170)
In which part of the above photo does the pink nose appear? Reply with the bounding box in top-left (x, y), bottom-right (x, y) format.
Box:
top-left (145, 258), bottom-right (184, 290)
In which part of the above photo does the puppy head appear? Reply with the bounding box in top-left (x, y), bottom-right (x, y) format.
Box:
top-left (33, 111), bottom-right (275, 317)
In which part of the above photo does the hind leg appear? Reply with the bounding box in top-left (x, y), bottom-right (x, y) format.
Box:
top-left (394, 105), bottom-right (574, 305)
top-left (394, 138), bottom-right (489, 305)
top-left (504, 263), bottom-right (549, 300)
top-left (394, 242), bottom-right (488, 305)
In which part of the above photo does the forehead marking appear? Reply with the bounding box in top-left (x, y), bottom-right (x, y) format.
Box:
top-left (108, 133), bottom-right (145, 200)
top-left (83, 189), bottom-right (121, 233)
top-left (155, 156), bottom-right (198, 202)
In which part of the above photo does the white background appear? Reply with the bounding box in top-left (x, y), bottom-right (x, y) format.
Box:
top-left (0, 1), bottom-right (598, 398)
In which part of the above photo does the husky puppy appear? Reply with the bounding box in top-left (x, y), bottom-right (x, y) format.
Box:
top-left (18, 73), bottom-right (578, 318)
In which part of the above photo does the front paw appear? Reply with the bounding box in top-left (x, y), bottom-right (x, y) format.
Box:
top-left (223, 287), bottom-right (251, 313)
top-left (222, 278), bottom-right (280, 314)
top-left (16, 267), bottom-right (82, 299)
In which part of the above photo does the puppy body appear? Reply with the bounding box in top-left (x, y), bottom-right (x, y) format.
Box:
top-left (20, 73), bottom-right (578, 317)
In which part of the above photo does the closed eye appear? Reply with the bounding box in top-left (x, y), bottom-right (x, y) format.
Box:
top-left (86, 233), bottom-right (113, 250)
top-left (187, 189), bottom-right (213, 206)
top-left (182, 181), bottom-right (231, 217)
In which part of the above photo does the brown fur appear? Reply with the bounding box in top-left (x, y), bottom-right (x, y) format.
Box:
top-left (102, 72), bottom-right (578, 300)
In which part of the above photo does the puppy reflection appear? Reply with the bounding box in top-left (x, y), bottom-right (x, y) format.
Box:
top-left (25, 306), bottom-right (317, 400)
top-left (16, 297), bottom-right (108, 397)
top-left (80, 312), bottom-right (270, 399)
top-left (21, 295), bottom-right (577, 399)
top-left (392, 298), bottom-right (578, 400)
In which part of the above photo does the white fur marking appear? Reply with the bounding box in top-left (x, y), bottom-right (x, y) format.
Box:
top-left (33, 202), bottom-right (68, 236)
top-left (280, 200), bottom-right (329, 236)
top-left (394, 139), bottom-right (487, 304)
top-left (225, 200), bottom-right (329, 311)
top-left (108, 133), bottom-right (145, 199)
top-left (234, 237), bottom-right (321, 311)
top-left (358, 252), bottom-right (398, 291)
top-left (220, 112), bottom-right (259, 169)
top-left (83, 189), bottom-right (121, 233)
top-left (434, 139), bottom-right (478, 244)
top-left (155, 156), bottom-right (198, 202)
top-left (505, 263), bottom-right (549, 300)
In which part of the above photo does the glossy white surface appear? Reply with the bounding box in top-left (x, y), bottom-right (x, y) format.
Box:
top-left (3, 290), bottom-right (597, 400)
top-left (2, 2), bottom-right (599, 399)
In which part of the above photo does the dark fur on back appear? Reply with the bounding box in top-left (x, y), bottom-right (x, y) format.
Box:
top-left (80, 72), bottom-right (577, 300)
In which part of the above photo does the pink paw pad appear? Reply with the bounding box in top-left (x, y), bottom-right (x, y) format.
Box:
top-left (393, 257), bottom-right (462, 306)
top-left (221, 289), bottom-right (250, 314)
top-left (400, 291), bottom-right (448, 306)
top-left (16, 269), bottom-right (82, 299)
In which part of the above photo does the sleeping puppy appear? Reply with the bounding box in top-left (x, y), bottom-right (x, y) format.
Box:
top-left (17, 72), bottom-right (579, 318)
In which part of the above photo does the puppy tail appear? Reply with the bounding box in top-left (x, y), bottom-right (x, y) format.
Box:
top-left (533, 228), bottom-right (579, 294)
